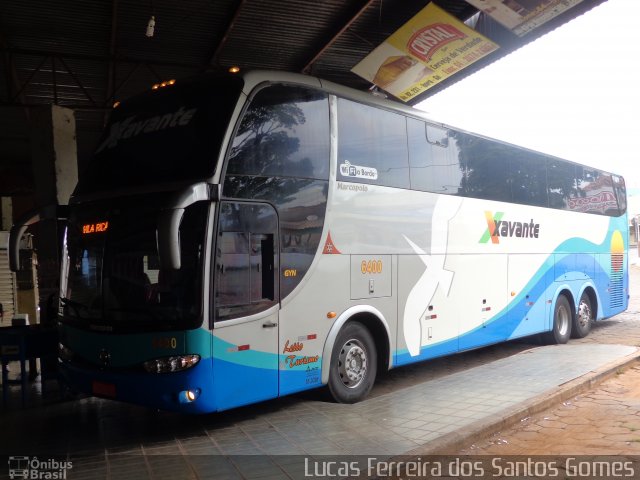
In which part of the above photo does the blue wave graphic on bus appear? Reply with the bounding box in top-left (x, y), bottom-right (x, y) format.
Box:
top-left (396, 226), bottom-right (627, 366)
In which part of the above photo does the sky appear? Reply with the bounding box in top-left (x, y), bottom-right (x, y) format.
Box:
top-left (418, 0), bottom-right (639, 197)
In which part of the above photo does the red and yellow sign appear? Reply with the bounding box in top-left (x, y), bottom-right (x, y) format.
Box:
top-left (82, 221), bottom-right (109, 234)
top-left (466, 0), bottom-right (585, 37)
top-left (351, 3), bottom-right (498, 101)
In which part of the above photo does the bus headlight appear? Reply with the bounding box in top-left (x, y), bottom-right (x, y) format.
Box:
top-left (143, 355), bottom-right (200, 374)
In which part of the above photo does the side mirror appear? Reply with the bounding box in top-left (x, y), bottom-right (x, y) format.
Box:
top-left (8, 205), bottom-right (68, 272)
top-left (157, 183), bottom-right (220, 270)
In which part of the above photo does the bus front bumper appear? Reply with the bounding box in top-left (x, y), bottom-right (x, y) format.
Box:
top-left (58, 358), bottom-right (216, 413)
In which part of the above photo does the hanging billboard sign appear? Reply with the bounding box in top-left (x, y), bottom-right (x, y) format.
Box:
top-left (465, 0), bottom-right (585, 37)
top-left (351, 3), bottom-right (498, 102)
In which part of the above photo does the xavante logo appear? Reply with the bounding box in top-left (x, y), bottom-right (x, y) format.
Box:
top-left (479, 211), bottom-right (540, 244)
top-left (96, 106), bottom-right (197, 153)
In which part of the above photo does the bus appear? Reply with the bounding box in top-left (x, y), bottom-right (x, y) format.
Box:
top-left (9, 70), bottom-right (628, 413)
top-left (8, 456), bottom-right (29, 479)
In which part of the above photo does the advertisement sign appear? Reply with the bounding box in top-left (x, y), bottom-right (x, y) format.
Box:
top-left (466, 0), bottom-right (585, 36)
top-left (351, 3), bottom-right (498, 102)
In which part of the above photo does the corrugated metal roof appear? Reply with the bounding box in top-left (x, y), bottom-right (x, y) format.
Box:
top-left (0, 0), bottom-right (608, 195)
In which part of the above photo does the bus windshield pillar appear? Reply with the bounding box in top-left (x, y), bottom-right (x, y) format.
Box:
top-left (157, 182), bottom-right (220, 270)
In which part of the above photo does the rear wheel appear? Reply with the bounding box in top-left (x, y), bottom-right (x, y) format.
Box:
top-left (327, 322), bottom-right (377, 404)
top-left (544, 295), bottom-right (572, 344)
top-left (571, 292), bottom-right (593, 338)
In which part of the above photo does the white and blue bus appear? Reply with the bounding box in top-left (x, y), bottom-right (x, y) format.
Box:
top-left (11, 70), bottom-right (628, 413)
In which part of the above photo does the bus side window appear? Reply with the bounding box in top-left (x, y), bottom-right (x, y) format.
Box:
top-left (425, 123), bottom-right (448, 147)
top-left (214, 201), bottom-right (278, 322)
top-left (407, 118), bottom-right (463, 195)
top-left (337, 98), bottom-right (410, 189)
top-left (576, 168), bottom-right (619, 216)
top-left (510, 153), bottom-right (548, 208)
top-left (454, 131), bottom-right (511, 202)
top-left (226, 85), bottom-right (330, 181)
top-left (216, 231), bottom-right (251, 309)
top-left (223, 85), bottom-right (330, 303)
top-left (612, 174), bottom-right (627, 215)
top-left (547, 160), bottom-right (577, 211)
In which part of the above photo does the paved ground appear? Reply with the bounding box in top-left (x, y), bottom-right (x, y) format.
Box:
top-left (456, 364), bottom-right (640, 455)
top-left (0, 255), bottom-right (639, 479)
top-left (448, 262), bottom-right (640, 456)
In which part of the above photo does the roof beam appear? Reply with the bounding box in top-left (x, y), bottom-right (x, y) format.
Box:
top-left (57, 56), bottom-right (97, 106)
top-left (203, 0), bottom-right (248, 70)
top-left (301, 0), bottom-right (378, 74)
top-left (0, 29), bottom-right (30, 120)
top-left (10, 54), bottom-right (48, 103)
top-left (104, 0), bottom-right (119, 125)
top-left (0, 100), bottom-right (111, 111)
top-left (0, 46), bottom-right (202, 70)
top-left (51, 56), bottom-right (58, 104)
top-left (109, 62), bottom-right (141, 105)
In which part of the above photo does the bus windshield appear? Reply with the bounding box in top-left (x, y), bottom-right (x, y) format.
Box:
top-left (74, 75), bottom-right (243, 195)
top-left (60, 199), bottom-right (208, 332)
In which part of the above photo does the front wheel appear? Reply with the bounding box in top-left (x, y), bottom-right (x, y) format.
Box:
top-left (327, 322), bottom-right (377, 404)
top-left (572, 292), bottom-right (593, 338)
top-left (544, 295), bottom-right (572, 344)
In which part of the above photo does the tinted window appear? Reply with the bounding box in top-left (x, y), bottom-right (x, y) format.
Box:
top-left (573, 168), bottom-right (619, 215)
top-left (455, 132), bottom-right (511, 202)
top-left (613, 175), bottom-right (627, 215)
top-left (223, 176), bottom-right (328, 299)
top-left (337, 99), bottom-right (409, 188)
top-left (407, 118), bottom-right (464, 195)
top-left (227, 85), bottom-right (329, 180)
top-left (214, 202), bottom-right (278, 321)
top-left (426, 123), bottom-right (449, 147)
top-left (547, 160), bottom-right (577, 210)
top-left (61, 198), bottom-right (207, 332)
top-left (510, 153), bottom-right (548, 207)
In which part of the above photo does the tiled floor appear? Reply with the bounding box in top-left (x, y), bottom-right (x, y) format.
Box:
top-left (1, 341), bottom-right (637, 479)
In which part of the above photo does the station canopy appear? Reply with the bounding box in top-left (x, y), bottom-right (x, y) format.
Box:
top-left (0, 0), bottom-right (607, 195)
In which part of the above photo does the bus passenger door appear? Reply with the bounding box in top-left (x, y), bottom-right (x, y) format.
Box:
top-left (211, 201), bottom-right (280, 411)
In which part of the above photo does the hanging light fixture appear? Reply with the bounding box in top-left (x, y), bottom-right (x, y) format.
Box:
top-left (146, 15), bottom-right (156, 37)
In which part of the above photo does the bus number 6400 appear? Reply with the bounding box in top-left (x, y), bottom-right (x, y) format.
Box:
top-left (361, 260), bottom-right (383, 274)
top-left (152, 337), bottom-right (177, 349)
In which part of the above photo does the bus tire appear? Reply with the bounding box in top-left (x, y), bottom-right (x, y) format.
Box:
top-left (327, 322), bottom-right (377, 404)
top-left (572, 292), bottom-right (593, 338)
top-left (544, 295), bottom-right (572, 344)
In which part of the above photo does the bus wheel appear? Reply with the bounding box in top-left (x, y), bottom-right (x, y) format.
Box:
top-left (572, 293), bottom-right (593, 338)
top-left (328, 322), bottom-right (377, 404)
top-left (544, 295), bottom-right (572, 344)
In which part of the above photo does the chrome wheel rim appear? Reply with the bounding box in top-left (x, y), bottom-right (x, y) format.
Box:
top-left (557, 303), bottom-right (570, 336)
top-left (578, 299), bottom-right (592, 329)
top-left (337, 338), bottom-right (367, 389)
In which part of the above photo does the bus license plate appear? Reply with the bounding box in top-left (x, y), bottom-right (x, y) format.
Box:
top-left (92, 381), bottom-right (116, 398)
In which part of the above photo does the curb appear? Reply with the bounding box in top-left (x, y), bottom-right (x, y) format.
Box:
top-left (403, 348), bottom-right (640, 456)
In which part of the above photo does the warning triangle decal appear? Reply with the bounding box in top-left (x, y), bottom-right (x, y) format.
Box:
top-left (322, 231), bottom-right (341, 254)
